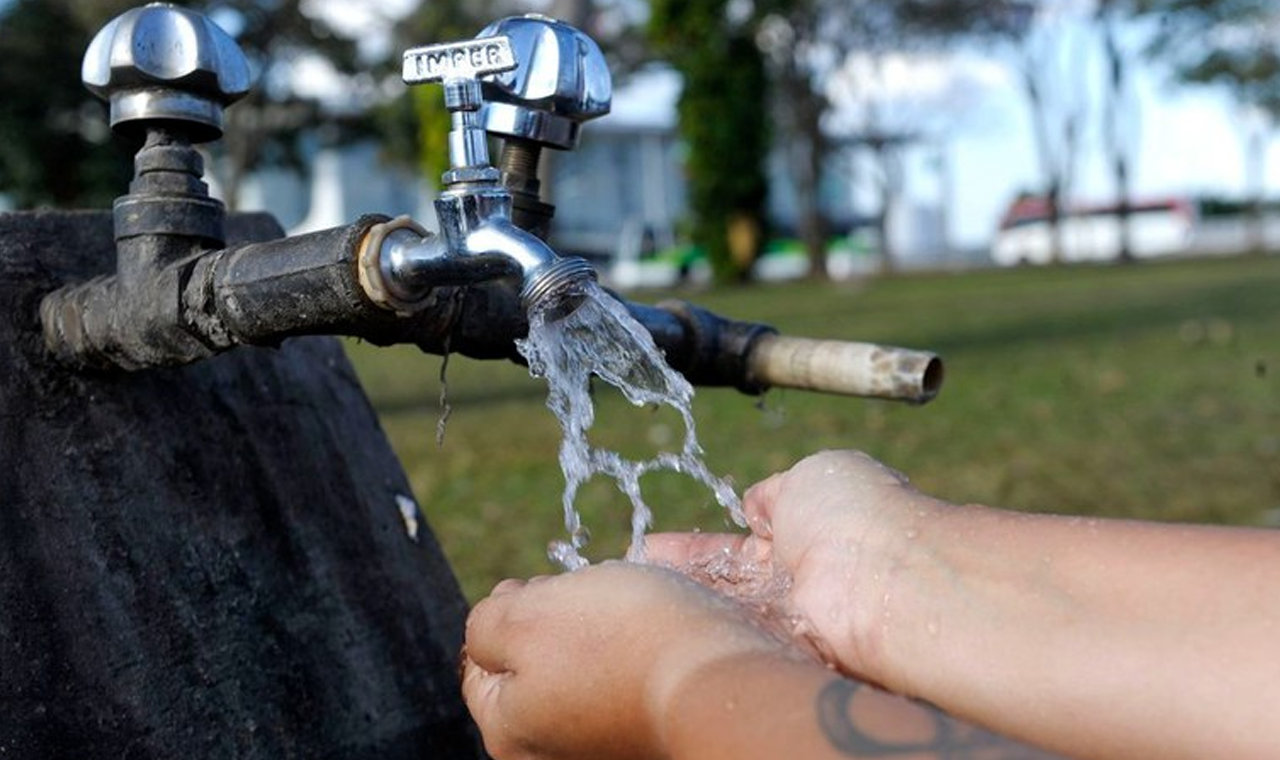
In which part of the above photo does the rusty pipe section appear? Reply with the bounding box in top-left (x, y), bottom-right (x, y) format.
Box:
top-left (40, 215), bottom-right (490, 369)
top-left (40, 217), bottom-right (427, 367)
top-left (43, 216), bottom-right (380, 368)
top-left (40, 216), bottom-right (941, 402)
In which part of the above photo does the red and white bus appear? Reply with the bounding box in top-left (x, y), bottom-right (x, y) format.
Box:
top-left (991, 197), bottom-right (1196, 266)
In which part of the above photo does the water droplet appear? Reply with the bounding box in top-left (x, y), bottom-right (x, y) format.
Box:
top-left (548, 540), bottom-right (588, 571)
top-left (436, 351), bottom-right (452, 446)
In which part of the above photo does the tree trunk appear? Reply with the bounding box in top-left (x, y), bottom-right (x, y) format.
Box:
top-left (1046, 180), bottom-right (1065, 264)
top-left (1246, 124), bottom-right (1269, 254)
top-left (790, 82), bottom-right (830, 281)
top-left (1101, 11), bottom-right (1134, 263)
top-left (871, 140), bottom-right (907, 275)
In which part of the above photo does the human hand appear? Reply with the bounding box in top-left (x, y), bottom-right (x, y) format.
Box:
top-left (461, 561), bottom-right (793, 760)
top-left (645, 450), bottom-right (943, 683)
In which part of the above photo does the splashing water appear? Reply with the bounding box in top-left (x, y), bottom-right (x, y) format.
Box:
top-left (516, 280), bottom-right (744, 570)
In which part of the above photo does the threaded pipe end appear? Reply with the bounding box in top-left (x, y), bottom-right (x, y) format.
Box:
top-left (521, 256), bottom-right (597, 320)
top-left (499, 140), bottom-right (542, 180)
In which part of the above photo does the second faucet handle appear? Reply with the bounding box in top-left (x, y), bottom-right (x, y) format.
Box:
top-left (82, 3), bottom-right (250, 143)
top-left (476, 15), bottom-right (612, 151)
top-left (403, 35), bottom-right (518, 183)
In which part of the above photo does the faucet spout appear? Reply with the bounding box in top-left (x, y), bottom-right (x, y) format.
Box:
top-left (466, 218), bottom-right (596, 316)
top-left (366, 186), bottom-right (596, 319)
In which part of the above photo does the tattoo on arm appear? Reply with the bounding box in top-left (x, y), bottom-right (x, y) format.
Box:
top-left (816, 679), bottom-right (1060, 759)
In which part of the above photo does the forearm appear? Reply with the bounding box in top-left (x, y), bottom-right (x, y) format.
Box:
top-left (880, 504), bottom-right (1280, 759)
top-left (660, 652), bottom-right (1058, 760)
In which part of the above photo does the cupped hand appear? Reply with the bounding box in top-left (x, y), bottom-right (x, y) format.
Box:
top-left (461, 561), bottom-right (793, 760)
top-left (645, 450), bottom-right (943, 682)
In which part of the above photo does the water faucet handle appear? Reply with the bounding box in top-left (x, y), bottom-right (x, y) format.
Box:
top-left (81, 3), bottom-right (251, 143)
top-left (477, 15), bottom-right (612, 150)
top-left (403, 36), bottom-right (518, 86)
top-left (403, 36), bottom-right (518, 181)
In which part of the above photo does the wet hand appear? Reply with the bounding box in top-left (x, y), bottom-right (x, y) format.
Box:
top-left (461, 562), bottom-right (791, 760)
top-left (645, 450), bottom-right (943, 681)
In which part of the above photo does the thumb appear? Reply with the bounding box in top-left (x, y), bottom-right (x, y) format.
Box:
top-left (460, 656), bottom-right (506, 733)
top-left (743, 472), bottom-right (785, 539)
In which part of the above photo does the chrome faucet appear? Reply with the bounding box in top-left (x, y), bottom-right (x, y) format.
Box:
top-left (360, 27), bottom-right (601, 320)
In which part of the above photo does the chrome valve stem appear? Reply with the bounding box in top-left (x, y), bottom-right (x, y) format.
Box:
top-left (362, 32), bottom-right (597, 318)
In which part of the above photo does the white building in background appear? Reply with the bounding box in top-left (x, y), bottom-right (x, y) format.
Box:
top-left (231, 65), bottom-right (948, 287)
top-left (223, 140), bottom-right (429, 235)
top-left (546, 67), bottom-right (688, 261)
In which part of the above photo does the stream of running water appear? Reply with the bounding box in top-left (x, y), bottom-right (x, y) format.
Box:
top-left (516, 280), bottom-right (744, 570)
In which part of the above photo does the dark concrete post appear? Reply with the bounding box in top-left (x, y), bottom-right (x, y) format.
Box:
top-left (0, 211), bottom-right (484, 759)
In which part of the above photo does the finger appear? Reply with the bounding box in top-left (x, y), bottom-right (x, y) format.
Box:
top-left (644, 532), bottom-right (751, 567)
top-left (460, 657), bottom-right (510, 753)
top-left (742, 472), bottom-right (784, 538)
top-left (465, 591), bottom-right (518, 674)
top-left (490, 577), bottom-right (527, 596)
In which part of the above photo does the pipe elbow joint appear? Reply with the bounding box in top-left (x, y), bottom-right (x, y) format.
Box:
top-left (468, 218), bottom-right (596, 318)
top-left (40, 253), bottom-right (218, 370)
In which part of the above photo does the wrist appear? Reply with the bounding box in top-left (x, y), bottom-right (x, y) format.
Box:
top-left (654, 647), bottom-right (823, 760)
top-left (832, 491), bottom-right (957, 691)
top-left (642, 592), bottom-right (804, 756)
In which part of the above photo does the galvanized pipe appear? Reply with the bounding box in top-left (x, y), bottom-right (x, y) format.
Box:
top-left (745, 335), bottom-right (943, 403)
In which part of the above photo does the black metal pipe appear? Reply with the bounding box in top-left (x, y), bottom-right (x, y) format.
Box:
top-left (188, 215), bottom-right (406, 346)
top-left (623, 300), bottom-right (777, 395)
top-left (41, 217), bottom-right (784, 395)
top-left (41, 250), bottom-right (213, 371)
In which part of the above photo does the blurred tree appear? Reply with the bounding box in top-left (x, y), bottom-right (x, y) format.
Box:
top-left (1098, 0), bottom-right (1139, 261)
top-left (752, 0), bottom-right (829, 278)
top-left (203, 0), bottom-right (365, 210)
top-left (0, 0), bottom-right (132, 208)
top-left (1012, 2), bottom-right (1090, 264)
top-left (1136, 0), bottom-right (1280, 114)
top-left (649, 0), bottom-right (770, 283)
top-left (829, 49), bottom-right (990, 273)
top-left (0, 0), bottom-right (364, 210)
top-left (1135, 0), bottom-right (1279, 253)
top-left (753, 0), bottom-right (1026, 278)
top-left (379, 0), bottom-right (501, 187)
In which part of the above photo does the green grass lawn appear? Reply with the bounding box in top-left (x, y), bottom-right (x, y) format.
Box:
top-left (344, 254), bottom-right (1280, 601)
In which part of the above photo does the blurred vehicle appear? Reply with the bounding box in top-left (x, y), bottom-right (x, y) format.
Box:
top-left (991, 196), bottom-right (1196, 266)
